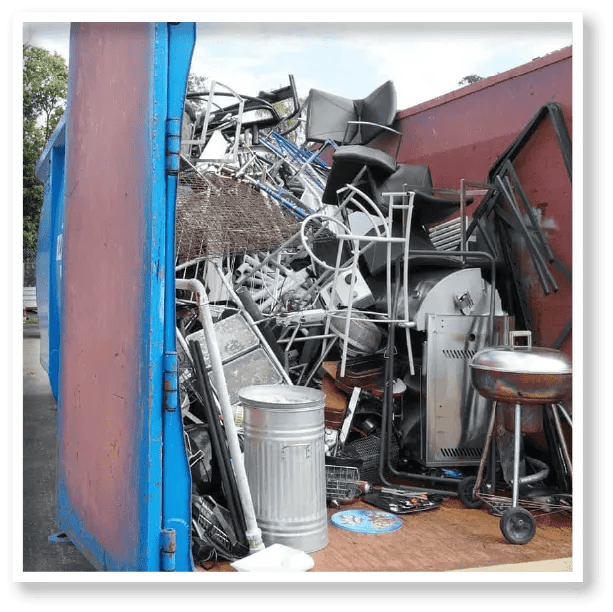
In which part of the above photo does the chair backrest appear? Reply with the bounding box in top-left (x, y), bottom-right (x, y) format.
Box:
top-left (353, 80), bottom-right (397, 145)
top-left (305, 89), bottom-right (358, 143)
top-left (305, 81), bottom-right (397, 145)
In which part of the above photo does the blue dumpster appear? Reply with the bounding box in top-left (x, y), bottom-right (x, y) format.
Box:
top-left (35, 22), bottom-right (196, 571)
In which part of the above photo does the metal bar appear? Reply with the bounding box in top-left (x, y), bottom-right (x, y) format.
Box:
top-left (556, 403), bottom-right (573, 428)
top-left (476, 216), bottom-right (499, 258)
top-left (429, 216), bottom-right (464, 233)
top-left (511, 403), bottom-right (522, 507)
top-left (303, 335), bottom-right (339, 388)
top-left (551, 318), bottom-right (572, 350)
top-left (175, 277), bottom-right (265, 553)
top-left (339, 238), bottom-right (361, 378)
top-left (495, 214), bottom-right (532, 331)
top-left (502, 161), bottom-right (555, 262)
top-left (402, 191), bottom-right (415, 376)
top-left (429, 221), bottom-right (462, 238)
top-left (501, 174), bottom-right (558, 291)
top-left (550, 403), bottom-right (573, 483)
top-left (460, 179), bottom-right (467, 265)
top-left (377, 294), bottom-right (459, 496)
top-left (496, 176), bottom-right (554, 294)
top-left (431, 231), bottom-right (463, 248)
top-left (277, 333), bottom-right (336, 343)
top-left (189, 340), bottom-right (248, 549)
top-left (474, 402), bottom-right (498, 494)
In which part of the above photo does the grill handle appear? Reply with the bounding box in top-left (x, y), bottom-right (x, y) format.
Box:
top-left (509, 330), bottom-right (532, 350)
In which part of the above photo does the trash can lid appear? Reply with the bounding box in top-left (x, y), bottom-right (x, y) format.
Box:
top-left (238, 384), bottom-right (325, 410)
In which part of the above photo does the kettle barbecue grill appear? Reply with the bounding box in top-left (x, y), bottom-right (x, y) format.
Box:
top-left (462, 331), bottom-right (572, 544)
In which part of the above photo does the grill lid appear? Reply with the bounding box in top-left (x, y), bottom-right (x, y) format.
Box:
top-left (470, 345), bottom-right (572, 375)
top-left (470, 330), bottom-right (571, 375)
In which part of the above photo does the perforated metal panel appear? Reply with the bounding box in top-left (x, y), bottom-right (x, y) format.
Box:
top-left (421, 314), bottom-right (508, 467)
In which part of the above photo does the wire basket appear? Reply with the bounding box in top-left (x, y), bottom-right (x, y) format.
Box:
top-left (326, 464), bottom-right (361, 500)
top-left (342, 435), bottom-right (399, 483)
top-left (176, 170), bottom-right (299, 263)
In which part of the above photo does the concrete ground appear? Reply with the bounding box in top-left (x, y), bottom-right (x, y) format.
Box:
top-left (22, 323), bottom-right (95, 572)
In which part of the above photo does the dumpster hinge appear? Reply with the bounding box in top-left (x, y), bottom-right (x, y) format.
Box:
top-left (166, 117), bottom-right (181, 175)
top-left (163, 351), bottom-right (178, 412)
top-left (160, 528), bottom-right (176, 571)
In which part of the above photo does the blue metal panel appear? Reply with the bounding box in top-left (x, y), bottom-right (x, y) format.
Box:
top-left (161, 21), bottom-right (197, 572)
top-left (35, 116), bottom-right (66, 401)
top-left (49, 22), bottom-right (196, 571)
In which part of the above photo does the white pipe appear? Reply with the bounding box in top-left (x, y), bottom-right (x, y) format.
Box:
top-left (175, 277), bottom-right (265, 553)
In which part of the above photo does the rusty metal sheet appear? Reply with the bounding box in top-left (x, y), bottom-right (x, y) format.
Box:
top-left (57, 22), bottom-right (162, 571)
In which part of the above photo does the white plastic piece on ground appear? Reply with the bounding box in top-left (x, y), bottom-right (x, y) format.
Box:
top-left (230, 543), bottom-right (315, 572)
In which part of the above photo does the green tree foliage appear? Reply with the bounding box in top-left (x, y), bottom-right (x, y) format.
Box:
top-left (186, 72), bottom-right (209, 115)
top-left (22, 45), bottom-right (68, 249)
top-left (458, 74), bottom-right (483, 86)
top-left (269, 96), bottom-right (307, 145)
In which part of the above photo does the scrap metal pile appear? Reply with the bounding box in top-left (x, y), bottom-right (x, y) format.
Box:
top-left (173, 76), bottom-right (572, 562)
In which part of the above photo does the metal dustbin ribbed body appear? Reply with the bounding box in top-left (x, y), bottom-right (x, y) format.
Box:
top-left (239, 384), bottom-right (328, 553)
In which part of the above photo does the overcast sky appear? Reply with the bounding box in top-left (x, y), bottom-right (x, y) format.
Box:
top-left (22, 18), bottom-right (573, 110)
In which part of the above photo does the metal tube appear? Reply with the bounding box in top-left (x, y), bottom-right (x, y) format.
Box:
top-left (175, 277), bottom-right (265, 553)
top-left (429, 218), bottom-right (463, 235)
top-left (402, 191), bottom-right (415, 376)
top-left (474, 402), bottom-right (498, 492)
top-left (431, 231), bottom-right (463, 248)
top-left (497, 175), bottom-right (555, 293)
top-left (176, 327), bottom-right (192, 364)
top-left (339, 239), bottom-right (360, 378)
top-left (234, 231), bottom-right (302, 288)
top-left (512, 403), bottom-right (522, 507)
top-left (460, 179), bottom-right (467, 265)
top-left (207, 264), bottom-right (292, 383)
top-left (550, 403), bottom-right (573, 483)
top-left (175, 255), bottom-right (208, 272)
top-left (556, 402), bottom-right (573, 428)
top-left (189, 340), bottom-right (248, 549)
top-left (377, 284), bottom-right (459, 496)
top-left (518, 456), bottom-right (550, 486)
top-left (277, 333), bottom-right (336, 343)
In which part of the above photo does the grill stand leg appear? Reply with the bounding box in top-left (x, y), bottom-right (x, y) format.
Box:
top-left (511, 403), bottom-right (522, 508)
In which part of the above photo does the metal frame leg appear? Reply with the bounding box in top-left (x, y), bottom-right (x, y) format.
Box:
top-left (550, 403), bottom-right (573, 484)
top-left (512, 403), bottom-right (522, 508)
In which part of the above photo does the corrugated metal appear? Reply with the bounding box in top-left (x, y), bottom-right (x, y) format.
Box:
top-left (242, 387), bottom-right (328, 553)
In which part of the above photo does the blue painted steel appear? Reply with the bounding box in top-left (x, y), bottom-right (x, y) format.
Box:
top-left (161, 21), bottom-right (196, 572)
top-left (137, 21), bottom-right (167, 572)
top-left (52, 22), bottom-right (165, 572)
top-left (160, 528), bottom-right (177, 571)
top-left (165, 117), bottom-right (182, 174)
top-left (41, 22), bottom-right (196, 571)
top-left (271, 131), bottom-right (330, 172)
top-left (251, 178), bottom-right (310, 219)
top-left (35, 116), bottom-right (66, 402)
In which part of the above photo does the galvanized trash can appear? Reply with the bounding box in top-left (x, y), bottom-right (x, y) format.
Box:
top-left (239, 384), bottom-right (328, 553)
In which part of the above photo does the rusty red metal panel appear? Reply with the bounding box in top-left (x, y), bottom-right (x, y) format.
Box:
top-left (393, 48), bottom-right (573, 356)
top-left (59, 22), bottom-right (154, 567)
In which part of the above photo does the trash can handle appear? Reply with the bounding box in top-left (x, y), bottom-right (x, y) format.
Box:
top-left (282, 443), bottom-right (311, 459)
